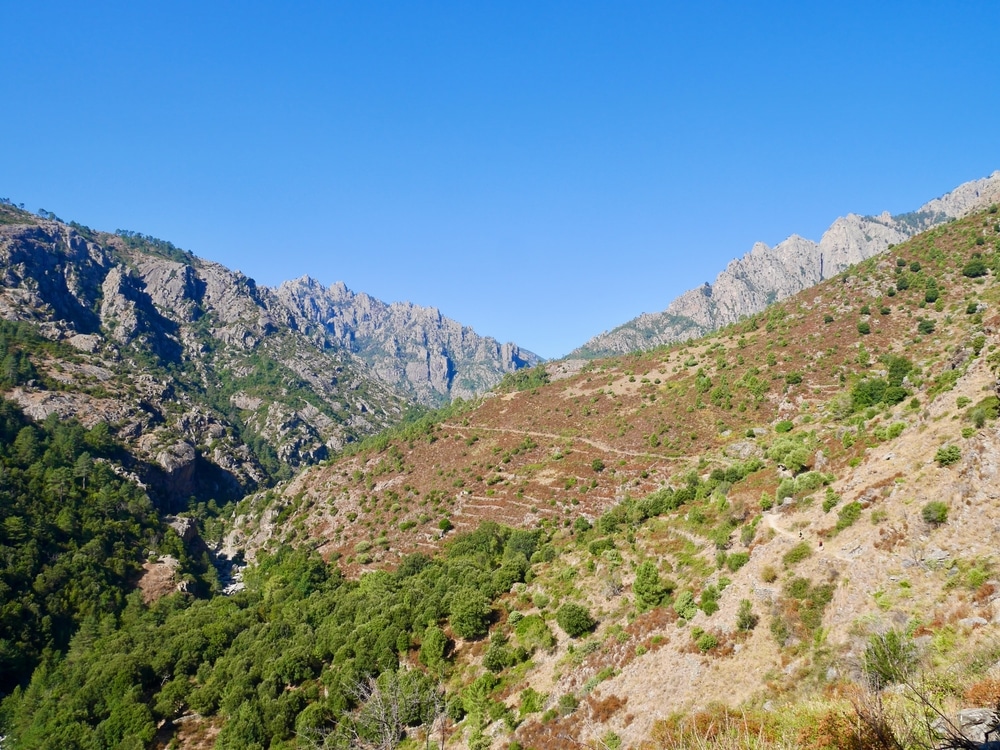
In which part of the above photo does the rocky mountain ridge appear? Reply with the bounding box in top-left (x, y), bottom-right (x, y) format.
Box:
top-left (0, 208), bottom-right (406, 506)
top-left (574, 170), bottom-right (1000, 357)
top-left (275, 275), bottom-right (540, 405)
top-left (0, 203), bottom-right (539, 506)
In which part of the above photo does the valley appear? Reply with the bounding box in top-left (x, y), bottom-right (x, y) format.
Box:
top-left (3, 188), bottom-right (1000, 749)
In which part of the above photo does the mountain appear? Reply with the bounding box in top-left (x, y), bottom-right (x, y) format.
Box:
top-left (573, 170), bottom-right (1000, 357)
top-left (206, 203), bottom-right (1000, 748)
top-left (5, 194), bottom-right (1000, 750)
top-left (0, 204), bottom-right (412, 506)
top-left (0, 204), bottom-right (538, 508)
top-left (275, 275), bottom-right (541, 406)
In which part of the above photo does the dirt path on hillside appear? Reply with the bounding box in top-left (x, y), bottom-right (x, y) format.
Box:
top-left (441, 423), bottom-right (668, 460)
top-left (764, 511), bottom-right (853, 563)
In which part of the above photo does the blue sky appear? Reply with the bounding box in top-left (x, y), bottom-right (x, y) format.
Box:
top-left (2, 2), bottom-right (998, 359)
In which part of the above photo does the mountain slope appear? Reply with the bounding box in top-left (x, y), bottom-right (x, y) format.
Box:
top-left (275, 275), bottom-right (541, 405)
top-left (0, 204), bottom-right (408, 506)
top-left (213, 203), bottom-right (1000, 748)
top-left (574, 170), bottom-right (1000, 357)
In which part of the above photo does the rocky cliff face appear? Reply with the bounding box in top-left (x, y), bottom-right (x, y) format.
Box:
top-left (574, 171), bottom-right (1000, 357)
top-left (0, 209), bottom-right (408, 507)
top-left (274, 276), bottom-right (541, 404)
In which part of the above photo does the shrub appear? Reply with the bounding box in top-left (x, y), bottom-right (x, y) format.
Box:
top-left (588, 538), bottom-right (615, 556)
top-left (558, 693), bottom-right (579, 715)
top-left (450, 589), bottom-right (492, 640)
top-left (633, 560), bottom-right (672, 611)
top-left (785, 373), bottom-right (803, 385)
top-left (857, 321), bottom-right (871, 335)
top-left (774, 420), bottom-right (794, 433)
top-left (673, 590), bottom-right (698, 621)
top-left (917, 318), bottom-right (935, 335)
top-left (696, 632), bottom-right (718, 652)
top-left (921, 501), bottom-right (948, 525)
top-left (419, 625), bottom-right (450, 669)
top-left (556, 603), bottom-right (596, 638)
top-left (699, 585), bottom-right (720, 616)
top-left (935, 445), bottom-right (961, 466)
top-left (767, 435), bottom-right (811, 474)
top-left (514, 614), bottom-right (555, 652)
top-left (863, 629), bottom-right (917, 690)
top-left (519, 687), bottom-right (546, 716)
top-left (783, 542), bottom-right (812, 568)
top-left (736, 599), bottom-right (759, 631)
top-left (963, 258), bottom-right (989, 278)
top-left (726, 551), bottom-right (750, 572)
top-left (835, 501), bottom-right (862, 531)
top-left (760, 565), bottom-right (778, 583)
top-left (591, 459), bottom-right (605, 473)
top-left (776, 478), bottom-right (796, 500)
top-left (823, 314), bottom-right (834, 324)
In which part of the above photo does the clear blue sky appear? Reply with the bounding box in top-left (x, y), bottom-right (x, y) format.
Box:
top-left (2, 2), bottom-right (998, 359)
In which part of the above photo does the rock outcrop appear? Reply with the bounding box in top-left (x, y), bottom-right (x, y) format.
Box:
top-left (0, 211), bottom-right (407, 506)
top-left (574, 171), bottom-right (1000, 357)
top-left (0, 204), bottom-right (541, 506)
top-left (274, 276), bottom-right (541, 404)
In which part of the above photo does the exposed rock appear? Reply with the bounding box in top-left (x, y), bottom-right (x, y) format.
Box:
top-left (275, 276), bottom-right (542, 405)
top-left (166, 515), bottom-right (198, 543)
top-left (932, 708), bottom-right (1000, 745)
top-left (0, 210), bottom-right (415, 505)
top-left (574, 171), bottom-right (1000, 357)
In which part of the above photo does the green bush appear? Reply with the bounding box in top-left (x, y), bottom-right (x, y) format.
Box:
top-left (863, 629), bottom-right (916, 690)
top-left (835, 501), bottom-right (863, 531)
top-left (450, 589), bottom-right (492, 640)
top-left (935, 445), bottom-right (961, 466)
top-left (917, 318), bottom-right (935, 335)
top-left (921, 501), bottom-right (948, 525)
top-left (963, 258), bottom-right (988, 278)
top-left (673, 590), bottom-right (698, 621)
top-left (774, 420), bottom-right (794, 433)
top-left (514, 614), bottom-right (555, 652)
top-left (782, 542), bottom-right (812, 568)
top-left (633, 560), bottom-right (672, 611)
top-left (736, 599), bottom-right (759, 631)
top-left (857, 321), bottom-right (871, 335)
top-left (767, 435), bottom-right (811, 474)
top-left (591, 459), bottom-right (605, 473)
top-left (726, 552), bottom-right (750, 572)
top-left (519, 687), bottom-right (546, 716)
top-left (696, 632), bottom-right (718, 652)
top-left (555, 603), bottom-right (597, 638)
top-left (558, 693), bottom-right (579, 715)
top-left (699, 585), bottom-right (720, 616)
top-left (419, 625), bottom-right (450, 670)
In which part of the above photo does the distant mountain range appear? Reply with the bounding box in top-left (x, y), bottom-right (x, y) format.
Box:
top-left (572, 171), bottom-right (1000, 358)
top-left (276, 275), bottom-right (540, 404)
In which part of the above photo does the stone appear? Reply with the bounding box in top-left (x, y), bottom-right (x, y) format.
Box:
top-left (572, 171), bottom-right (1000, 358)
